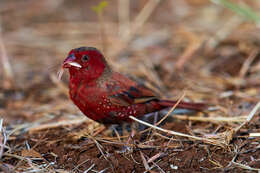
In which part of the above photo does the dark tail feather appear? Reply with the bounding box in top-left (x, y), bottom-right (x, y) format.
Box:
top-left (158, 100), bottom-right (206, 111)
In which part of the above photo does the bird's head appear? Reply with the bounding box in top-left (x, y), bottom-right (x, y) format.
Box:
top-left (59, 47), bottom-right (110, 81)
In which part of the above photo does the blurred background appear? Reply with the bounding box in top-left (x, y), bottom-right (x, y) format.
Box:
top-left (1, 0), bottom-right (259, 88)
top-left (1, 0), bottom-right (260, 172)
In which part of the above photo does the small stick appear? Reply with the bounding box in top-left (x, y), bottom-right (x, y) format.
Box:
top-left (156, 92), bottom-right (186, 126)
top-left (147, 152), bottom-right (165, 163)
top-left (175, 27), bottom-right (203, 69)
top-left (205, 15), bottom-right (242, 53)
top-left (50, 73), bottom-right (68, 96)
top-left (239, 49), bottom-right (258, 78)
top-left (234, 101), bottom-right (260, 133)
top-left (249, 133), bottom-right (260, 137)
top-left (140, 151), bottom-right (150, 171)
top-left (129, 116), bottom-right (225, 146)
top-left (0, 119), bottom-right (4, 159)
top-left (109, 0), bottom-right (161, 57)
top-left (124, 0), bottom-right (161, 42)
top-left (84, 163), bottom-right (95, 173)
top-left (0, 25), bottom-right (14, 88)
top-left (28, 117), bottom-right (88, 133)
top-left (0, 119), bottom-right (8, 161)
top-left (174, 115), bottom-right (246, 123)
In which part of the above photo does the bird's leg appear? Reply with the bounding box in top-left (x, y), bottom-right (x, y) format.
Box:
top-left (124, 123), bottom-right (131, 134)
top-left (137, 112), bottom-right (160, 141)
top-left (138, 112), bottom-right (154, 131)
top-left (115, 123), bottom-right (136, 153)
top-left (153, 112), bottom-right (159, 124)
top-left (111, 124), bottom-right (123, 137)
top-left (128, 123), bottom-right (137, 142)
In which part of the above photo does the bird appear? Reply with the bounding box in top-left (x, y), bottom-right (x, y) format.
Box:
top-left (59, 47), bottom-right (205, 124)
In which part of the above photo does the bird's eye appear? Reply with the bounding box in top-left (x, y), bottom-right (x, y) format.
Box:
top-left (81, 55), bottom-right (89, 61)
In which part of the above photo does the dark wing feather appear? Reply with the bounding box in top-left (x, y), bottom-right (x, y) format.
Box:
top-left (108, 85), bottom-right (158, 106)
top-left (106, 73), bottom-right (159, 106)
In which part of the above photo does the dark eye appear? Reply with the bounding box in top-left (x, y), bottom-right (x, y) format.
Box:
top-left (81, 55), bottom-right (89, 61)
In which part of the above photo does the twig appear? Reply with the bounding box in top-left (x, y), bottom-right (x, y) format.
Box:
top-left (109, 0), bottom-right (161, 57)
top-left (4, 153), bottom-right (27, 161)
top-left (155, 92), bottom-right (186, 126)
top-left (140, 151), bottom-right (150, 171)
top-left (129, 116), bottom-right (225, 146)
top-left (174, 115), bottom-right (246, 123)
top-left (92, 137), bottom-right (109, 161)
top-left (147, 152), bottom-right (165, 163)
top-left (0, 119), bottom-right (8, 161)
top-left (249, 133), bottom-right (260, 137)
top-left (84, 163), bottom-right (95, 173)
top-left (205, 15), bottom-right (242, 53)
top-left (26, 158), bottom-right (41, 172)
top-left (226, 147), bottom-right (260, 171)
top-left (239, 49), bottom-right (258, 78)
top-left (234, 101), bottom-right (260, 133)
top-left (123, 0), bottom-right (161, 42)
top-left (28, 117), bottom-right (88, 133)
top-left (232, 161), bottom-right (260, 171)
top-left (0, 23), bottom-right (14, 88)
top-left (98, 167), bottom-right (109, 173)
top-left (0, 119), bottom-right (4, 159)
top-left (50, 73), bottom-right (69, 96)
top-left (91, 137), bottom-right (116, 172)
top-left (175, 27), bottom-right (203, 69)
top-left (152, 161), bottom-right (166, 173)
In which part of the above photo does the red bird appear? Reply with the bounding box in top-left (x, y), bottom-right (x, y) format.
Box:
top-left (60, 47), bottom-right (205, 124)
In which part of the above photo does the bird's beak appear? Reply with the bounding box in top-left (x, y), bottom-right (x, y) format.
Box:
top-left (58, 54), bottom-right (82, 80)
top-left (62, 54), bottom-right (82, 68)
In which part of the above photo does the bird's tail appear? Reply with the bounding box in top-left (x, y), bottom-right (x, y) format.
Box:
top-left (158, 100), bottom-right (206, 111)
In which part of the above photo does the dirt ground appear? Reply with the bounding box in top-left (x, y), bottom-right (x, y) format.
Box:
top-left (1, 0), bottom-right (260, 172)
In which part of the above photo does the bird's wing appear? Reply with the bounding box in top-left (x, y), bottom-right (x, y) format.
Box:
top-left (106, 73), bottom-right (159, 106)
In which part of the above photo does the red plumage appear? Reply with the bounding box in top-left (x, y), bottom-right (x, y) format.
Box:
top-left (61, 47), bottom-right (205, 124)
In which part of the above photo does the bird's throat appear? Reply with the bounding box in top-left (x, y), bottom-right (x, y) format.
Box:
top-left (69, 64), bottom-right (111, 86)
